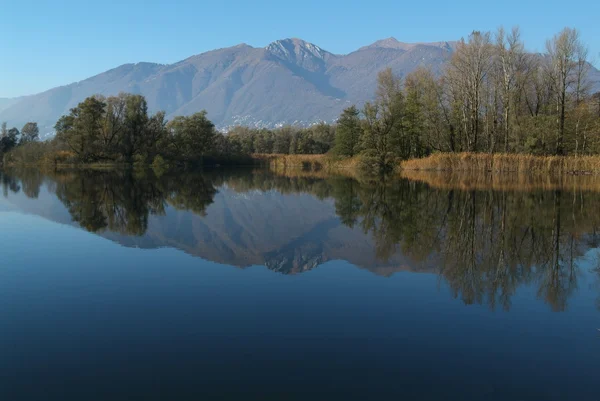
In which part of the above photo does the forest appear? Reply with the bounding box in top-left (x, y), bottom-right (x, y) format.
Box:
top-left (1, 27), bottom-right (599, 173)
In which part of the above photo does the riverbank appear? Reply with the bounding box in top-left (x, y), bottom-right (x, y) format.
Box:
top-left (8, 152), bottom-right (600, 177)
top-left (254, 152), bottom-right (600, 176)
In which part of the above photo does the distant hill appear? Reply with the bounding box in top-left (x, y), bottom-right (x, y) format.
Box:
top-left (1, 37), bottom-right (598, 137)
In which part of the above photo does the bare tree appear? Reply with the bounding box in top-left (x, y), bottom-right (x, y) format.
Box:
top-left (545, 28), bottom-right (589, 155)
top-left (448, 31), bottom-right (494, 151)
top-left (495, 26), bottom-right (525, 152)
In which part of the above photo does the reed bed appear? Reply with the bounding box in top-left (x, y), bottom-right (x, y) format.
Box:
top-left (401, 153), bottom-right (600, 175)
top-left (252, 154), bottom-right (360, 172)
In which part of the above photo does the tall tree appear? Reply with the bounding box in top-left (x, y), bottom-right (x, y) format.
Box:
top-left (545, 28), bottom-right (588, 155)
top-left (56, 96), bottom-right (106, 161)
top-left (20, 122), bottom-right (40, 144)
top-left (495, 27), bottom-right (525, 152)
top-left (448, 31), bottom-right (493, 151)
top-left (334, 106), bottom-right (362, 157)
top-left (361, 68), bottom-right (405, 172)
top-left (0, 123), bottom-right (18, 154)
top-left (121, 94), bottom-right (149, 162)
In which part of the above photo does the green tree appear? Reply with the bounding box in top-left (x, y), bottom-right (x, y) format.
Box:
top-left (311, 122), bottom-right (335, 154)
top-left (361, 68), bottom-right (405, 172)
top-left (273, 128), bottom-right (291, 154)
top-left (20, 122), bottom-right (40, 144)
top-left (334, 106), bottom-right (362, 157)
top-left (121, 94), bottom-right (150, 162)
top-left (56, 96), bottom-right (106, 162)
top-left (1, 123), bottom-right (18, 154)
top-left (166, 111), bottom-right (216, 163)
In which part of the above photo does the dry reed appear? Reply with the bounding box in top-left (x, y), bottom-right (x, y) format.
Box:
top-left (252, 154), bottom-right (360, 172)
top-left (401, 152), bottom-right (600, 175)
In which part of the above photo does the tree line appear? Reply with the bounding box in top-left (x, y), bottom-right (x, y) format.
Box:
top-left (1, 26), bottom-right (598, 171)
top-left (0, 94), bottom-right (250, 167)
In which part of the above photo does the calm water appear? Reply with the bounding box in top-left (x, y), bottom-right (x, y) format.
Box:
top-left (0, 168), bottom-right (599, 401)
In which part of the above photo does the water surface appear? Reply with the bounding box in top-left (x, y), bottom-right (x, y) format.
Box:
top-left (1, 168), bottom-right (599, 400)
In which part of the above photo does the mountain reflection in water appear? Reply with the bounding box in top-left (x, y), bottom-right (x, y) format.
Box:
top-left (2, 167), bottom-right (600, 312)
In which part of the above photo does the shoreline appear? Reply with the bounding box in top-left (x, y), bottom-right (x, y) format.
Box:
top-left (6, 152), bottom-right (600, 177)
top-left (255, 153), bottom-right (600, 176)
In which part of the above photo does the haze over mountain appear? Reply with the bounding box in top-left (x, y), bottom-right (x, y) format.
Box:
top-left (1, 37), bottom-right (599, 136)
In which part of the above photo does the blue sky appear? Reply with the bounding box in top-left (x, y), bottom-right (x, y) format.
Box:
top-left (1, 0), bottom-right (599, 98)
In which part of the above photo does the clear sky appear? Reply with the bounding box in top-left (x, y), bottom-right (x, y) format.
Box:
top-left (1, 0), bottom-right (599, 98)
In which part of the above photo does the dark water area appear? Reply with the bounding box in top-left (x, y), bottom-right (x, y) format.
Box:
top-left (0, 168), bottom-right (599, 400)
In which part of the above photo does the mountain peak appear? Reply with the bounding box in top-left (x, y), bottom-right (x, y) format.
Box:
top-left (360, 38), bottom-right (456, 52)
top-left (266, 38), bottom-right (330, 60)
top-left (375, 37), bottom-right (401, 47)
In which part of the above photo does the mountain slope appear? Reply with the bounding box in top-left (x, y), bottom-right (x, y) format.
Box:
top-left (1, 38), bottom-right (598, 134)
top-left (0, 97), bottom-right (23, 113)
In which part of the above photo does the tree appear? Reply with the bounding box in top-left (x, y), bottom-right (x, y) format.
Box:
top-left (100, 94), bottom-right (127, 154)
top-left (121, 94), bottom-right (150, 162)
top-left (296, 130), bottom-right (316, 154)
top-left (273, 128), bottom-right (291, 154)
top-left (311, 122), bottom-right (335, 154)
top-left (334, 106), bottom-right (362, 157)
top-left (56, 96), bottom-right (106, 162)
top-left (0, 122), bottom-right (11, 154)
top-left (1, 127), bottom-right (19, 155)
top-left (545, 28), bottom-right (588, 155)
top-left (495, 27), bottom-right (525, 152)
top-left (20, 122), bottom-right (40, 144)
top-left (361, 68), bottom-right (405, 172)
top-left (447, 31), bottom-right (493, 151)
top-left (166, 111), bottom-right (216, 163)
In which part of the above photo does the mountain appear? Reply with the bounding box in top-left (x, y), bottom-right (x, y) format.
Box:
top-left (1, 37), bottom-right (599, 135)
top-left (0, 97), bottom-right (22, 113)
top-left (0, 38), bottom-right (457, 133)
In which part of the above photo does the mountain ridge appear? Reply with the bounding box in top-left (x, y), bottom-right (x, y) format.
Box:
top-left (1, 37), bottom-right (599, 136)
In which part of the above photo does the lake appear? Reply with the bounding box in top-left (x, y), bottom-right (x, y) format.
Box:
top-left (0, 168), bottom-right (599, 400)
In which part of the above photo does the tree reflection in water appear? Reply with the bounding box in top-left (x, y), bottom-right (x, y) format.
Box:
top-left (2, 167), bottom-right (600, 311)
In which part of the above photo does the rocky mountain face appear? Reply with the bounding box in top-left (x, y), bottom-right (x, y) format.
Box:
top-left (1, 37), bottom-right (598, 136)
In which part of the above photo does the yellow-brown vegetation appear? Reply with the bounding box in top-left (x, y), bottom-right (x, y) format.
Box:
top-left (253, 154), bottom-right (360, 173)
top-left (401, 152), bottom-right (600, 175)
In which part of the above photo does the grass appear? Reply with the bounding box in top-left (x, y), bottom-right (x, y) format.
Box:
top-left (401, 152), bottom-right (600, 175)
